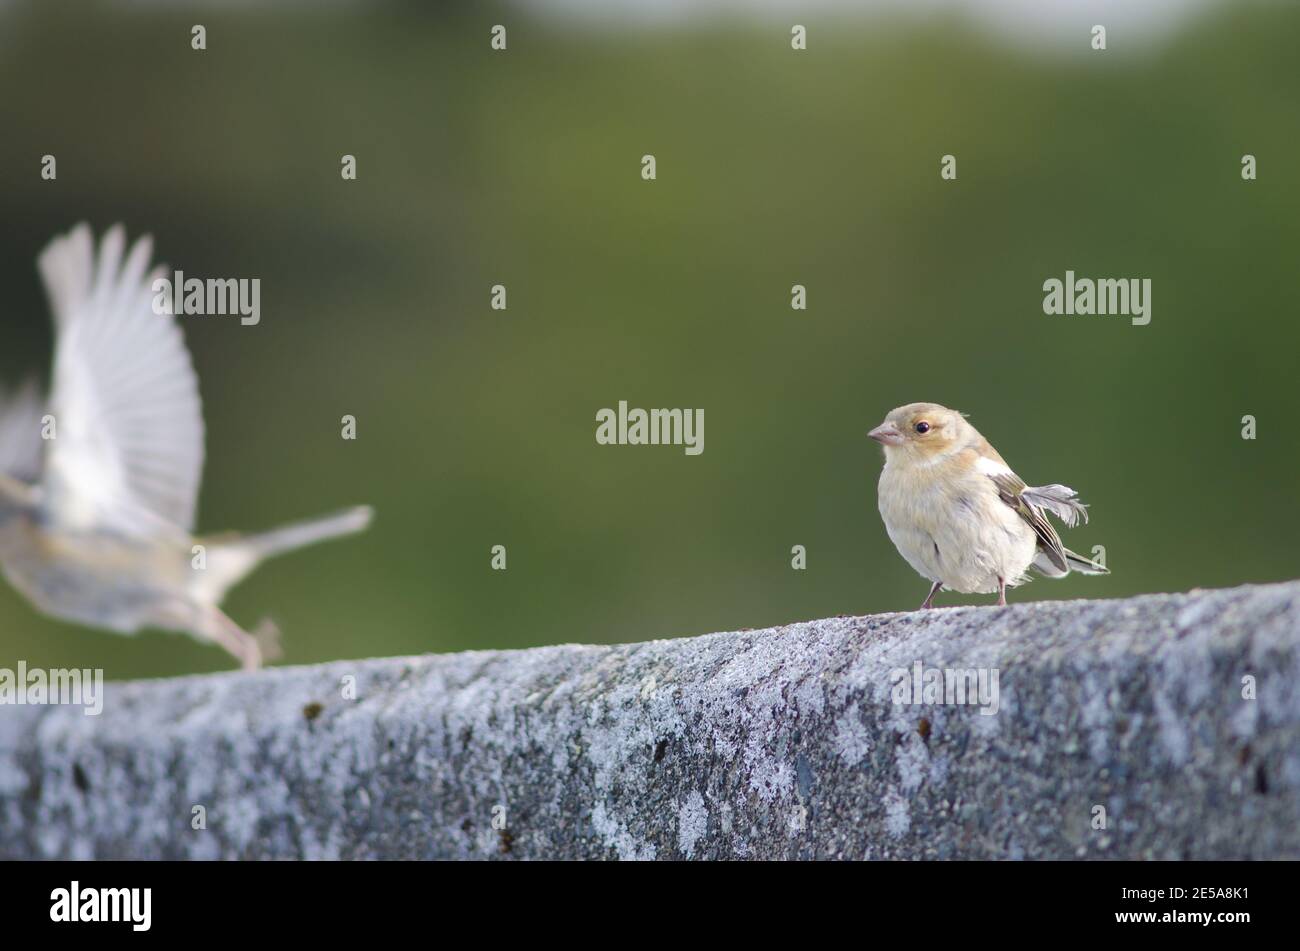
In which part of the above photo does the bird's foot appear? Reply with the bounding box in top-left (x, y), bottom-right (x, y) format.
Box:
top-left (252, 617), bottom-right (283, 664)
top-left (204, 608), bottom-right (274, 672)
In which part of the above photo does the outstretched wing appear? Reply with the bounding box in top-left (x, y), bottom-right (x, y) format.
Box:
top-left (37, 223), bottom-right (205, 537)
top-left (0, 377), bottom-right (46, 482)
top-left (983, 464), bottom-right (1070, 573)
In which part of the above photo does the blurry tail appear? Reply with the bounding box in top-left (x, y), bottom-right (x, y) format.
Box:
top-left (1063, 547), bottom-right (1109, 575)
top-left (241, 506), bottom-right (374, 561)
top-left (194, 506), bottom-right (374, 604)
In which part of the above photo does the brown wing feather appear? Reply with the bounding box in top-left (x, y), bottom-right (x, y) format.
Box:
top-left (988, 470), bottom-right (1069, 572)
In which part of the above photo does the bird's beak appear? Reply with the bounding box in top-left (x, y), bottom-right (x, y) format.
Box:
top-left (868, 422), bottom-right (904, 446)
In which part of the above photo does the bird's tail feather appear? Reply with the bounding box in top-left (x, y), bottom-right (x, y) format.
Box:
top-left (1063, 547), bottom-right (1109, 575)
top-left (193, 506), bottom-right (373, 604)
top-left (239, 506), bottom-right (374, 561)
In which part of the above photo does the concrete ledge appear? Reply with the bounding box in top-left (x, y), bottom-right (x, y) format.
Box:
top-left (2, 581), bottom-right (1298, 859)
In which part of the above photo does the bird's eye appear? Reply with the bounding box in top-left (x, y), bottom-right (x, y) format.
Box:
top-left (914, 421), bottom-right (931, 434)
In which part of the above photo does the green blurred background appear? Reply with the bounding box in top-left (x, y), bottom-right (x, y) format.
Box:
top-left (0, 0), bottom-right (1296, 680)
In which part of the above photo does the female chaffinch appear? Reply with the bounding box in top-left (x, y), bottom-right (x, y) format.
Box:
top-left (869, 402), bottom-right (1107, 608)
top-left (0, 224), bottom-right (373, 669)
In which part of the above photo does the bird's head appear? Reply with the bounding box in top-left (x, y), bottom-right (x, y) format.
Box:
top-left (868, 402), bottom-right (970, 462)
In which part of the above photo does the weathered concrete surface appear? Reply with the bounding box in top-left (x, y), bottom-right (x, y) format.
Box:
top-left (1, 581), bottom-right (1298, 859)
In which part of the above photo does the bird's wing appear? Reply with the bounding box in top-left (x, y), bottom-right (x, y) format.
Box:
top-left (980, 459), bottom-right (1069, 573)
top-left (1021, 483), bottom-right (1089, 527)
top-left (37, 223), bottom-right (204, 537)
top-left (0, 377), bottom-right (46, 482)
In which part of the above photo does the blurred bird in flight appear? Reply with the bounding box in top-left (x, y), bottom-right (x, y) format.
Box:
top-left (869, 402), bottom-right (1107, 609)
top-left (0, 224), bottom-right (372, 669)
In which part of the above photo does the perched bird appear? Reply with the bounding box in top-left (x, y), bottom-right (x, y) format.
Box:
top-left (0, 224), bottom-right (372, 669)
top-left (868, 402), bottom-right (1107, 609)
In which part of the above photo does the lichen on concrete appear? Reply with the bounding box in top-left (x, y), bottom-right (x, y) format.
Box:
top-left (1, 581), bottom-right (1298, 859)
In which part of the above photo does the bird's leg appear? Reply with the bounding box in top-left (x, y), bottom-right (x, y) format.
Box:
top-left (203, 607), bottom-right (264, 671)
top-left (920, 581), bottom-right (942, 610)
top-left (996, 578), bottom-right (1007, 607)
